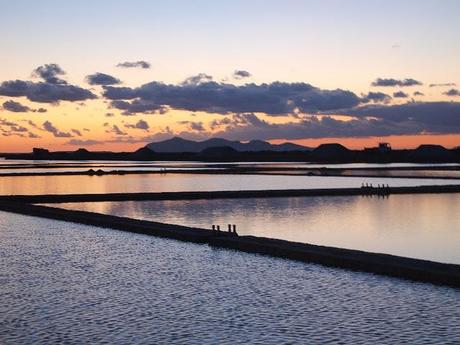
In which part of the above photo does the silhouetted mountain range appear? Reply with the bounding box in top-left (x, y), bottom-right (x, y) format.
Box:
top-left (1, 139), bottom-right (459, 163)
top-left (146, 137), bottom-right (311, 153)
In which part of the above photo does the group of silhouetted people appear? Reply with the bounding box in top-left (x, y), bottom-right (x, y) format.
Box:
top-left (212, 224), bottom-right (238, 236)
top-left (361, 182), bottom-right (391, 196)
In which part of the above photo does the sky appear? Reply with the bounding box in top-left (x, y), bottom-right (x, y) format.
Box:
top-left (0, 0), bottom-right (459, 152)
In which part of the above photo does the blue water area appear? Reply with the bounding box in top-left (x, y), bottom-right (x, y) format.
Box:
top-left (55, 193), bottom-right (460, 265)
top-left (1, 211), bottom-right (459, 344)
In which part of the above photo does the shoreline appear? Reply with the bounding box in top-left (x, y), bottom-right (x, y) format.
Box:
top-left (0, 201), bottom-right (459, 288)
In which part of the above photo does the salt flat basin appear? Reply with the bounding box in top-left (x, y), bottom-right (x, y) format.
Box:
top-left (1, 173), bottom-right (460, 195)
top-left (1, 211), bottom-right (459, 344)
top-left (54, 193), bottom-right (460, 265)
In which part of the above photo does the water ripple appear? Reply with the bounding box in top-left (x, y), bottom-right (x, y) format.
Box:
top-left (1, 211), bottom-right (459, 344)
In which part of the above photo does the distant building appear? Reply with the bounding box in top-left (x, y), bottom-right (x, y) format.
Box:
top-left (364, 142), bottom-right (392, 153)
top-left (378, 142), bottom-right (392, 152)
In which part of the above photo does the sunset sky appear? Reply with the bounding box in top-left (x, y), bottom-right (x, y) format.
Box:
top-left (1, 0), bottom-right (459, 152)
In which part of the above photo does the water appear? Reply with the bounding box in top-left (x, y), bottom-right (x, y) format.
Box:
top-left (1, 211), bottom-right (459, 344)
top-left (1, 160), bottom-right (459, 177)
top-left (54, 193), bottom-right (460, 264)
top-left (1, 173), bottom-right (459, 195)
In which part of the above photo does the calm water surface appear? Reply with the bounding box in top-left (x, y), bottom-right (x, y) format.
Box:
top-left (55, 193), bottom-right (460, 264)
top-left (1, 211), bottom-right (459, 344)
top-left (1, 160), bottom-right (459, 177)
top-left (1, 173), bottom-right (459, 195)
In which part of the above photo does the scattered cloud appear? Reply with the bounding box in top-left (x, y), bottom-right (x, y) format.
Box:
top-left (371, 78), bottom-right (422, 87)
top-left (181, 73), bottom-right (213, 86)
top-left (0, 80), bottom-right (96, 103)
top-left (444, 89), bottom-right (460, 96)
top-left (124, 119), bottom-right (150, 131)
top-left (32, 63), bottom-right (67, 84)
top-left (0, 64), bottom-right (96, 103)
top-left (67, 139), bottom-right (103, 146)
top-left (2, 100), bottom-right (32, 112)
top-left (110, 99), bottom-right (168, 115)
top-left (71, 128), bottom-right (82, 136)
top-left (0, 118), bottom-right (29, 135)
top-left (413, 91), bottom-right (424, 96)
top-left (85, 72), bottom-right (121, 86)
top-left (1, 118), bottom-right (40, 138)
top-left (393, 91), bottom-right (408, 98)
top-left (362, 92), bottom-right (392, 103)
top-left (43, 120), bottom-right (73, 137)
top-left (178, 120), bottom-right (205, 131)
top-left (116, 61), bottom-right (151, 69)
top-left (429, 83), bottom-right (456, 88)
top-left (106, 124), bottom-right (127, 135)
top-left (233, 70), bottom-right (252, 80)
top-left (2, 100), bottom-right (48, 113)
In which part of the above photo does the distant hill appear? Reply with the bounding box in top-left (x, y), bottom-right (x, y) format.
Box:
top-left (146, 136), bottom-right (311, 153)
top-left (312, 143), bottom-right (350, 155)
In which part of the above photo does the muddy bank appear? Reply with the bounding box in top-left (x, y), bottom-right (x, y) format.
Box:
top-left (0, 201), bottom-right (459, 288)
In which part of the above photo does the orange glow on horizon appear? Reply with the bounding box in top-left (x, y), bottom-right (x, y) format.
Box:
top-left (2, 134), bottom-right (459, 153)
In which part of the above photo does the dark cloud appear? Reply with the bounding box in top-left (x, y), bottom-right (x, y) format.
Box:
top-left (105, 112), bottom-right (115, 117)
top-left (43, 120), bottom-right (73, 137)
top-left (110, 99), bottom-right (168, 115)
top-left (393, 91), bottom-right (408, 98)
top-left (67, 139), bottom-right (103, 146)
top-left (85, 73), bottom-right (121, 86)
top-left (211, 116), bottom-right (419, 141)
top-left (116, 61), bottom-right (151, 69)
top-left (233, 70), bottom-right (252, 79)
top-left (125, 119), bottom-right (150, 131)
top-left (2, 100), bottom-right (48, 113)
top-left (0, 118), bottom-right (28, 133)
top-left (337, 102), bottom-right (460, 128)
top-left (103, 80), bottom-right (361, 115)
top-left (2, 100), bottom-right (32, 112)
top-left (32, 64), bottom-right (67, 84)
top-left (181, 73), bottom-right (213, 86)
top-left (413, 91), bottom-right (424, 96)
top-left (209, 117), bottom-right (233, 130)
top-left (178, 120), bottom-right (205, 132)
top-left (71, 129), bottom-right (82, 136)
top-left (25, 120), bottom-right (41, 130)
top-left (1, 118), bottom-right (40, 138)
top-left (362, 92), bottom-right (392, 103)
top-left (429, 83), bottom-right (456, 88)
top-left (105, 124), bottom-right (127, 136)
top-left (0, 80), bottom-right (97, 103)
top-left (444, 89), bottom-right (460, 96)
top-left (371, 78), bottom-right (422, 87)
top-left (197, 101), bottom-right (460, 141)
top-left (28, 132), bottom-right (40, 138)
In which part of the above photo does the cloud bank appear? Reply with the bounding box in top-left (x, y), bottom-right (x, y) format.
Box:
top-left (103, 78), bottom-right (362, 115)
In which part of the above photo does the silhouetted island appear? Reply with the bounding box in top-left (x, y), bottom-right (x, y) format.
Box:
top-left (1, 137), bottom-right (459, 163)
